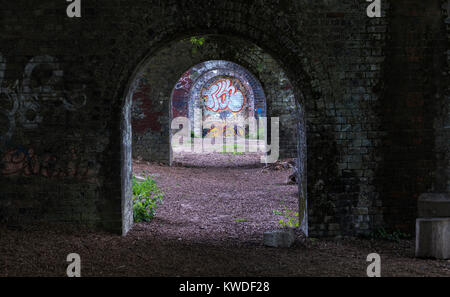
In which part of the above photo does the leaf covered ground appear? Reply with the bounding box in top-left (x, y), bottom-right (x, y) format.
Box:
top-left (0, 153), bottom-right (448, 277)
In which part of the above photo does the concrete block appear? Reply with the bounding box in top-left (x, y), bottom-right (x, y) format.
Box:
top-left (418, 193), bottom-right (450, 218)
top-left (263, 229), bottom-right (294, 248)
top-left (415, 218), bottom-right (450, 259)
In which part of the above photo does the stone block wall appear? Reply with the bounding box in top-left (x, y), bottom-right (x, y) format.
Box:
top-left (0, 0), bottom-right (447, 236)
top-left (438, 0), bottom-right (450, 193)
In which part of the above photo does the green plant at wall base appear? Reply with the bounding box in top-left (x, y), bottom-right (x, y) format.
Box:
top-left (132, 176), bottom-right (164, 222)
top-left (273, 206), bottom-right (299, 228)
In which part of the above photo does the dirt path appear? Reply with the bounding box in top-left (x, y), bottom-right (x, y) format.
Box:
top-left (0, 153), bottom-right (449, 276)
top-left (133, 152), bottom-right (299, 245)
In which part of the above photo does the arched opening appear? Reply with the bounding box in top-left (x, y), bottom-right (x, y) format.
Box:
top-left (170, 60), bottom-right (267, 167)
top-left (121, 35), bottom-right (307, 238)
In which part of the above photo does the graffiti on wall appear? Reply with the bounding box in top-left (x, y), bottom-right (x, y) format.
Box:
top-left (202, 79), bottom-right (245, 113)
top-left (0, 53), bottom-right (96, 181)
top-left (131, 78), bottom-right (163, 133)
top-left (175, 71), bottom-right (192, 90)
top-left (197, 77), bottom-right (249, 138)
top-left (1, 146), bottom-right (99, 183)
top-left (172, 70), bottom-right (192, 118)
top-left (0, 54), bottom-right (87, 145)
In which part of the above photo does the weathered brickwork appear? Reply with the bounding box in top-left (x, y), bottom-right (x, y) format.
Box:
top-left (440, 0), bottom-right (450, 194)
top-left (0, 0), bottom-right (447, 237)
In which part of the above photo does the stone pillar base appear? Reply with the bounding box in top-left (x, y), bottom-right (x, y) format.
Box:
top-left (263, 229), bottom-right (294, 248)
top-left (415, 218), bottom-right (450, 259)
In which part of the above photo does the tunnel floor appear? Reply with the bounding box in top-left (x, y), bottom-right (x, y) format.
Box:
top-left (133, 152), bottom-right (298, 245)
top-left (0, 154), bottom-right (449, 276)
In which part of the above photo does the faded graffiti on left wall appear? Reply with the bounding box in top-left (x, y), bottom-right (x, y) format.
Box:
top-left (0, 53), bottom-right (95, 181)
top-left (0, 53), bottom-right (87, 145)
top-left (1, 146), bottom-right (100, 183)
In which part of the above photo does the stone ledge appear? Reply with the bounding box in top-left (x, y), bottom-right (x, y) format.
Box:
top-left (418, 193), bottom-right (450, 218)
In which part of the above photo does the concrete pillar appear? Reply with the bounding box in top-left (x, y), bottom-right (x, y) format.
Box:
top-left (415, 218), bottom-right (450, 259)
top-left (415, 193), bottom-right (450, 259)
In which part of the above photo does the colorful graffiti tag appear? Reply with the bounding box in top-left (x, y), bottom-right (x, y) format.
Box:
top-left (202, 79), bottom-right (245, 113)
top-left (174, 70), bottom-right (192, 90)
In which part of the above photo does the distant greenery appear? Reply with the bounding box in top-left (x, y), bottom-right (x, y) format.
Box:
top-left (221, 143), bottom-right (244, 155)
top-left (247, 127), bottom-right (266, 140)
top-left (132, 176), bottom-right (164, 222)
top-left (231, 151), bottom-right (244, 155)
top-left (188, 130), bottom-right (203, 139)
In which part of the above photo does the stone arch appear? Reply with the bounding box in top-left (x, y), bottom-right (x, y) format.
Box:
top-left (128, 36), bottom-right (302, 163)
top-left (120, 34), bottom-right (316, 235)
top-left (170, 60), bottom-right (267, 143)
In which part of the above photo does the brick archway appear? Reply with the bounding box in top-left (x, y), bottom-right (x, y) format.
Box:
top-left (121, 35), bottom-right (310, 235)
top-left (170, 60), bottom-right (266, 154)
top-left (0, 0), bottom-right (444, 241)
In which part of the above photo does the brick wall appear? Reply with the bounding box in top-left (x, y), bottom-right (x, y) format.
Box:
top-left (0, 0), bottom-right (446, 236)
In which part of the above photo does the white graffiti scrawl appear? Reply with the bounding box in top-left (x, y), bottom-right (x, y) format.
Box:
top-left (202, 79), bottom-right (245, 113)
top-left (0, 53), bottom-right (87, 145)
